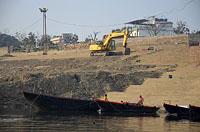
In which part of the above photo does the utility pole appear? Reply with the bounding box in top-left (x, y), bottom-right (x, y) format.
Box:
top-left (39, 8), bottom-right (48, 55)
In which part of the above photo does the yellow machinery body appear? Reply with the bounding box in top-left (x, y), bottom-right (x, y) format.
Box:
top-left (89, 29), bottom-right (130, 56)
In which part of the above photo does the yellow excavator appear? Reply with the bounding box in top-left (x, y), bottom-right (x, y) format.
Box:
top-left (89, 29), bottom-right (130, 56)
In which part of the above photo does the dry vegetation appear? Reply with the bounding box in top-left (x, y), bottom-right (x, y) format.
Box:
top-left (0, 34), bottom-right (200, 107)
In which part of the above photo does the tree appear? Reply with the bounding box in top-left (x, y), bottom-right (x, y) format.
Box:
top-left (22, 32), bottom-right (37, 53)
top-left (71, 34), bottom-right (78, 43)
top-left (0, 33), bottom-right (21, 47)
top-left (38, 35), bottom-right (53, 49)
top-left (88, 32), bottom-right (99, 42)
top-left (147, 24), bottom-right (163, 36)
top-left (22, 37), bottom-right (29, 51)
top-left (143, 22), bottom-right (169, 36)
top-left (0, 33), bottom-right (21, 54)
top-left (174, 21), bottom-right (190, 34)
top-left (14, 32), bottom-right (26, 42)
top-left (28, 32), bottom-right (36, 52)
top-left (195, 30), bottom-right (200, 34)
top-left (85, 37), bottom-right (92, 43)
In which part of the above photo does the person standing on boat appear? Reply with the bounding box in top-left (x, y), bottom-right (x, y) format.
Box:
top-left (105, 94), bottom-right (108, 101)
top-left (137, 95), bottom-right (144, 105)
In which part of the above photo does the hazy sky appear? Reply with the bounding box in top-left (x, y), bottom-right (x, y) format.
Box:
top-left (0, 0), bottom-right (199, 40)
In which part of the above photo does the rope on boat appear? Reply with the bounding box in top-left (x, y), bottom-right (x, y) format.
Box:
top-left (3, 96), bottom-right (25, 104)
top-left (92, 100), bottom-right (122, 113)
top-left (92, 100), bottom-right (104, 114)
top-left (66, 99), bottom-right (103, 113)
top-left (28, 93), bottom-right (41, 132)
top-left (3, 93), bottom-right (40, 106)
top-left (29, 94), bottom-right (41, 107)
top-left (93, 100), bottom-right (103, 109)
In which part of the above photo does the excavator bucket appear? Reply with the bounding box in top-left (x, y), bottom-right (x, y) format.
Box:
top-left (124, 48), bottom-right (131, 55)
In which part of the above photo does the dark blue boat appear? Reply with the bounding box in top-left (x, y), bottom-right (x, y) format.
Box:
top-left (189, 105), bottom-right (200, 121)
top-left (23, 92), bottom-right (160, 116)
top-left (23, 92), bottom-right (99, 113)
top-left (163, 103), bottom-right (189, 117)
top-left (164, 103), bottom-right (200, 122)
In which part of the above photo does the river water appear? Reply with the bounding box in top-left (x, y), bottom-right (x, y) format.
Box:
top-left (0, 112), bottom-right (200, 132)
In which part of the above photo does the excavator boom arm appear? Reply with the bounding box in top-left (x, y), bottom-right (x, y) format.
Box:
top-left (103, 30), bottom-right (128, 48)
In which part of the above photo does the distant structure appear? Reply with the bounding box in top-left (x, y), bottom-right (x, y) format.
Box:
top-left (126, 16), bottom-right (174, 37)
top-left (51, 33), bottom-right (78, 45)
top-left (188, 33), bottom-right (200, 66)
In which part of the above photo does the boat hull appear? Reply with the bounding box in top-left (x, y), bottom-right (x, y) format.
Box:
top-left (189, 105), bottom-right (200, 121)
top-left (23, 92), bottom-right (159, 116)
top-left (163, 103), bottom-right (189, 117)
top-left (164, 103), bottom-right (200, 121)
top-left (23, 91), bottom-right (99, 112)
top-left (96, 99), bottom-right (159, 115)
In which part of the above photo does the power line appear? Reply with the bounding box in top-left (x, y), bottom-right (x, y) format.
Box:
top-left (19, 0), bottom-right (196, 34)
top-left (153, 0), bottom-right (196, 17)
top-left (47, 17), bottom-right (124, 28)
top-left (48, 0), bottom-right (195, 29)
top-left (21, 18), bottom-right (41, 31)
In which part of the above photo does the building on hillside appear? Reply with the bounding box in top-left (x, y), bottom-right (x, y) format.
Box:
top-left (51, 33), bottom-right (78, 45)
top-left (126, 16), bottom-right (174, 37)
top-left (50, 36), bottom-right (61, 44)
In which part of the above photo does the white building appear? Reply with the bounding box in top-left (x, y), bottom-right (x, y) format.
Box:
top-left (50, 36), bottom-right (62, 44)
top-left (51, 33), bottom-right (78, 45)
top-left (126, 16), bottom-right (174, 37)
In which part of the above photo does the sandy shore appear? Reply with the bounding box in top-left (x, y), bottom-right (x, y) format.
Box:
top-left (105, 44), bottom-right (200, 107)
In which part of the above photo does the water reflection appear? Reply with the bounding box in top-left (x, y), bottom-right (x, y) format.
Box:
top-left (0, 113), bottom-right (199, 132)
top-left (165, 115), bottom-right (187, 121)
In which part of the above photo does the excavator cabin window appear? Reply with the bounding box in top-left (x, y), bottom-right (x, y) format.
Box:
top-left (96, 41), bottom-right (103, 45)
top-left (110, 40), bottom-right (116, 50)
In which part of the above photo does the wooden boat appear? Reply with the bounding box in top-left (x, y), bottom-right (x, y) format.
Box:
top-left (94, 99), bottom-right (160, 116)
top-left (163, 103), bottom-right (189, 117)
top-left (164, 103), bottom-right (200, 121)
top-left (23, 92), bottom-right (99, 113)
top-left (189, 105), bottom-right (200, 121)
top-left (23, 92), bottom-right (160, 116)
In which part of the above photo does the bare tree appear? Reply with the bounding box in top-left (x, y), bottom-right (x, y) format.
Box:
top-left (89, 32), bottom-right (99, 42)
top-left (145, 23), bottom-right (167, 36)
top-left (174, 21), bottom-right (190, 34)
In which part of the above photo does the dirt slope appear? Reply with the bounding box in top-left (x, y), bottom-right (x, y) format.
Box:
top-left (105, 35), bottom-right (200, 107)
top-left (1, 34), bottom-right (199, 108)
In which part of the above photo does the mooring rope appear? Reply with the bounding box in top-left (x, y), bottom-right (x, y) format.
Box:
top-left (28, 93), bottom-right (42, 132)
top-left (93, 100), bottom-right (103, 110)
top-left (3, 95), bottom-right (25, 104)
top-left (29, 93), bottom-right (41, 107)
top-left (92, 99), bottom-right (123, 113)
